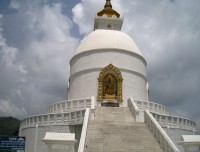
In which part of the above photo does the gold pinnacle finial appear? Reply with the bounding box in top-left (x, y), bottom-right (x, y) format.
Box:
top-left (97, 0), bottom-right (120, 18)
top-left (104, 0), bottom-right (112, 8)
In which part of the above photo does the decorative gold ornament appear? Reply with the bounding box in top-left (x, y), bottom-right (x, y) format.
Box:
top-left (97, 64), bottom-right (123, 102)
top-left (97, 0), bottom-right (120, 18)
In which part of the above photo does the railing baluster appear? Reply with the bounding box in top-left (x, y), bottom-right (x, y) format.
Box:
top-left (144, 110), bottom-right (179, 152)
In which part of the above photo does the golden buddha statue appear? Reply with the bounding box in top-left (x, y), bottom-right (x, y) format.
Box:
top-left (104, 74), bottom-right (117, 100)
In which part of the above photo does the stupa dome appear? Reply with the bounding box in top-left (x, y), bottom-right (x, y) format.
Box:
top-left (74, 29), bottom-right (144, 58)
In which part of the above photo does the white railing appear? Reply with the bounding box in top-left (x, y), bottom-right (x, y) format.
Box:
top-left (128, 98), bottom-right (196, 132)
top-left (78, 108), bottom-right (90, 152)
top-left (48, 98), bottom-right (91, 113)
top-left (151, 113), bottom-right (196, 132)
top-left (90, 96), bottom-right (96, 120)
top-left (20, 110), bottom-right (85, 129)
top-left (144, 109), bottom-right (179, 152)
top-left (128, 98), bottom-right (141, 122)
top-left (134, 100), bottom-right (169, 115)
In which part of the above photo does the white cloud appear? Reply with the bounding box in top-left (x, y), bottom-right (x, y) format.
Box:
top-left (0, 99), bottom-right (27, 118)
top-left (24, 3), bottom-right (79, 89)
top-left (0, 15), bottom-right (27, 74)
top-left (39, 4), bottom-right (73, 41)
top-left (0, 16), bottom-right (6, 46)
top-left (0, 1), bottom-right (79, 119)
top-left (72, 3), bottom-right (90, 34)
top-left (9, 0), bottom-right (20, 10)
top-left (18, 2), bottom-right (79, 116)
top-left (72, 0), bottom-right (105, 34)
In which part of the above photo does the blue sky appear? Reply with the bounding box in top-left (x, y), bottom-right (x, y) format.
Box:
top-left (0, 0), bottom-right (200, 131)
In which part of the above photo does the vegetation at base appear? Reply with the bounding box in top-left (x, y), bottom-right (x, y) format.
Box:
top-left (0, 117), bottom-right (20, 136)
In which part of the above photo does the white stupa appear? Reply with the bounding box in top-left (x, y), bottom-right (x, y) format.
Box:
top-left (20, 1), bottom-right (199, 152)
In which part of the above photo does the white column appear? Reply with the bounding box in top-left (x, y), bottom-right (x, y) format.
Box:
top-left (19, 127), bottom-right (21, 136)
top-left (91, 96), bottom-right (96, 120)
top-left (34, 124), bottom-right (38, 152)
top-left (184, 146), bottom-right (189, 152)
top-left (47, 144), bottom-right (52, 152)
top-left (68, 145), bottom-right (73, 152)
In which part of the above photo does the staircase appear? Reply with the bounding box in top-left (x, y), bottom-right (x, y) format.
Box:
top-left (85, 107), bottom-right (163, 152)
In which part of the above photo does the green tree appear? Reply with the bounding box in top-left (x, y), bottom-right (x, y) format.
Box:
top-left (0, 117), bottom-right (20, 136)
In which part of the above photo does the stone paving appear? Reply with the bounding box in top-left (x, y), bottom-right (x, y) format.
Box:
top-left (85, 107), bottom-right (163, 152)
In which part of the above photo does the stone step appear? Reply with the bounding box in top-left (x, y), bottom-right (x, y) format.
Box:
top-left (85, 107), bottom-right (163, 152)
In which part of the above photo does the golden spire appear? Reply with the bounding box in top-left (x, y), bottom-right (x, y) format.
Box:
top-left (97, 0), bottom-right (120, 18)
top-left (104, 0), bottom-right (112, 8)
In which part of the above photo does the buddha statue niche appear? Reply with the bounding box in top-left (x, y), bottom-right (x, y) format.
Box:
top-left (103, 74), bottom-right (117, 100)
top-left (97, 64), bottom-right (123, 102)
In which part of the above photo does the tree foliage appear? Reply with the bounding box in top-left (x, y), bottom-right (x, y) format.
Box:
top-left (0, 117), bottom-right (20, 136)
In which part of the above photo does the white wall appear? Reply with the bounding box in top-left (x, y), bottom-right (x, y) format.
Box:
top-left (21, 125), bottom-right (82, 152)
top-left (69, 49), bottom-right (148, 105)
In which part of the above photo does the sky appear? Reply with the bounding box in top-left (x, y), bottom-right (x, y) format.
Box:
top-left (0, 0), bottom-right (200, 131)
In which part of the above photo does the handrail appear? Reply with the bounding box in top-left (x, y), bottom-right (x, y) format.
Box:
top-left (90, 96), bottom-right (96, 120)
top-left (151, 112), bottom-right (196, 132)
top-left (21, 96), bottom-right (96, 130)
top-left (134, 99), bottom-right (169, 115)
top-left (48, 98), bottom-right (91, 113)
top-left (20, 110), bottom-right (85, 129)
top-left (144, 109), bottom-right (179, 152)
top-left (129, 98), bottom-right (139, 111)
top-left (91, 96), bottom-right (96, 110)
top-left (128, 98), bottom-right (139, 121)
top-left (128, 98), bottom-right (196, 131)
top-left (78, 108), bottom-right (90, 152)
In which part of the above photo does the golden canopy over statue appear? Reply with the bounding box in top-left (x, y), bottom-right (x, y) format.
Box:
top-left (98, 64), bottom-right (123, 102)
top-left (97, 0), bottom-right (120, 18)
